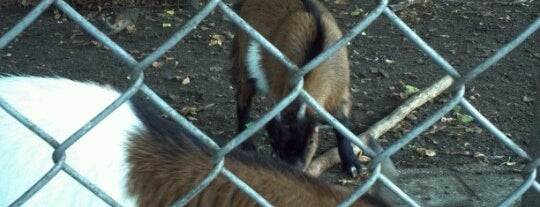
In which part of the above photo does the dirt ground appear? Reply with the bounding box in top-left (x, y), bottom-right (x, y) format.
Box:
top-left (0, 0), bottom-right (538, 187)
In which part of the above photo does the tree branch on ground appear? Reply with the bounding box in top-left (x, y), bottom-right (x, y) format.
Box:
top-left (306, 75), bottom-right (454, 177)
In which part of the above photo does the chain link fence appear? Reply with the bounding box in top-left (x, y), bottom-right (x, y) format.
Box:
top-left (0, 0), bottom-right (539, 206)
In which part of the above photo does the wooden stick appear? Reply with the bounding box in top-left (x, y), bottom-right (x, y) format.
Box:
top-left (306, 75), bottom-right (454, 177)
top-left (389, 0), bottom-right (430, 12)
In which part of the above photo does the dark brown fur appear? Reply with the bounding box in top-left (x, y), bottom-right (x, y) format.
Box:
top-left (230, 0), bottom-right (360, 176)
top-left (125, 106), bottom-right (389, 207)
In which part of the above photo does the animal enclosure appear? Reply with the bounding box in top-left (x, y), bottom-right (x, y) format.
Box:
top-left (0, 0), bottom-right (538, 206)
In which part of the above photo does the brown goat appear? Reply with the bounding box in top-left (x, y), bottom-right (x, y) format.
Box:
top-left (230, 0), bottom-right (361, 177)
top-left (0, 76), bottom-right (390, 207)
top-left (127, 103), bottom-right (390, 207)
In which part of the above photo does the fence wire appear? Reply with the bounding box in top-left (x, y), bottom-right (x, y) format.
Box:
top-left (0, 0), bottom-right (538, 206)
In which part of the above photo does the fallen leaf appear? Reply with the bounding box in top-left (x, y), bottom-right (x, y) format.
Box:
top-left (523, 95), bottom-right (534, 102)
top-left (350, 8), bottom-right (362, 16)
top-left (500, 15), bottom-right (512, 21)
top-left (416, 148), bottom-right (436, 157)
top-left (89, 40), bottom-right (102, 47)
top-left (225, 31), bottom-right (235, 39)
top-left (474, 152), bottom-right (486, 159)
top-left (152, 61), bottom-right (165, 68)
top-left (53, 9), bottom-right (62, 20)
top-left (404, 85), bottom-right (420, 95)
top-left (126, 24), bottom-right (136, 33)
top-left (209, 34), bottom-right (225, 47)
top-left (501, 160), bottom-right (517, 166)
top-left (180, 106), bottom-right (197, 116)
top-left (334, 0), bottom-right (348, 5)
top-left (165, 9), bottom-right (175, 16)
top-left (456, 113), bottom-right (474, 124)
top-left (384, 59), bottom-right (396, 64)
top-left (182, 77), bottom-right (190, 85)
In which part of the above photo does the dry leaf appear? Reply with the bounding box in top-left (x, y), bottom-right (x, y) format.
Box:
top-left (384, 59), bottom-right (396, 64)
top-left (501, 160), bottom-right (517, 166)
top-left (416, 148), bottom-right (436, 157)
top-left (350, 8), bottom-right (362, 16)
top-left (180, 106), bottom-right (197, 116)
top-left (126, 24), bottom-right (136, 34)
top-left (152, 61), bottom-right (165, 68)
top-left (53, 9), bottom-right (62, 20)
top-left (225, 31), bottom-right (235, 39)
top-left (89, 40), bottom-right (102, 47)
top-left (473, 152), bottom-right (486, 159)
top-left (334, 0), bottom-right (348, 5)
top-left (182, 77), bottom-right (190, 85)
top-left (165, 9), bottom-right (175, 16)
top-left (523, 95), bottom-right (534, 102)
top-left (209, 34), bottom-right (225, 46)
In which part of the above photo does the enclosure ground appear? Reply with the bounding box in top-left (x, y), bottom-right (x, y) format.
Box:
top-left (0, 0), bottom-right (538, 206)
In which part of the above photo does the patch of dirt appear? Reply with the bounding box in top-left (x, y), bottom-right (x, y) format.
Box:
top-left (0, 0), bottom-right (538, 185)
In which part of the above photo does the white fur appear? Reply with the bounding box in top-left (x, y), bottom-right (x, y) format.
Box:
top-left (246, 41), bottom-right (270, 94)
top-left (0, 76), bottom-right (142, 207)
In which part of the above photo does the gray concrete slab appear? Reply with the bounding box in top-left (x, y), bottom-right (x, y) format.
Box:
top-left (389, 164), bottom-right (525, 207)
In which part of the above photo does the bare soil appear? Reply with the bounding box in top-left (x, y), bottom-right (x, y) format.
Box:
top-left (1, 0), bottom-right (538, 185)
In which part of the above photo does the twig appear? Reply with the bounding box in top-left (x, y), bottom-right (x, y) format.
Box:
top-left (389, 0), bottom-right (430, 12)
top-left (306, 75), bottom-right (455, 177)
